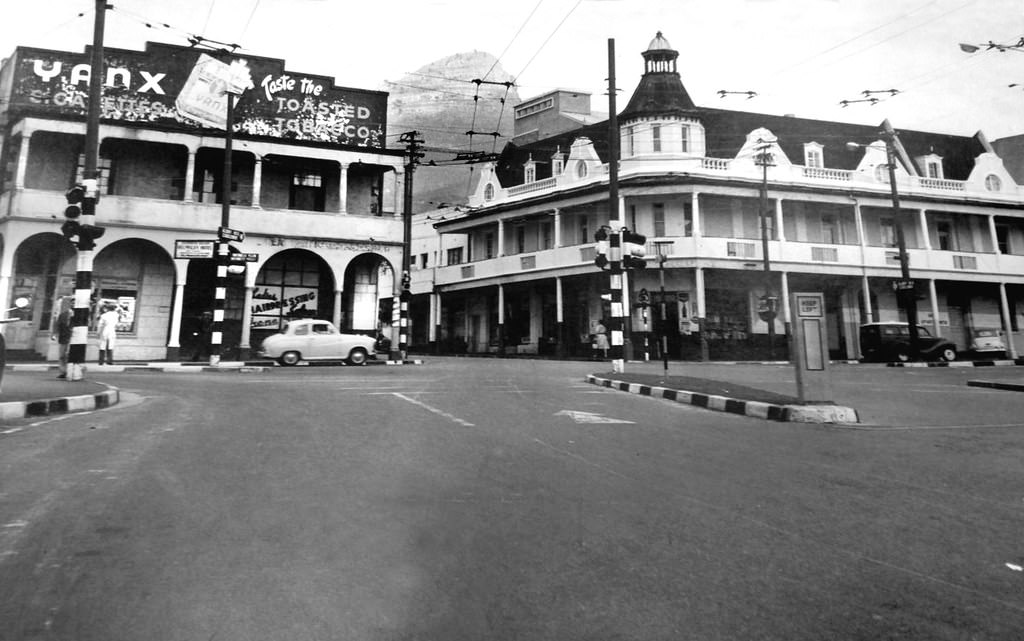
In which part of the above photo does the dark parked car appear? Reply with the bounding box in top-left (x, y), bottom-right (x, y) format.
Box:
top-left (859, 322), bottom-right (958, 363)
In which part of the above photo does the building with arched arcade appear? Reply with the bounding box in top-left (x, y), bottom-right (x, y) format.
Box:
top-left (0, 42), bottom-right (407, 362)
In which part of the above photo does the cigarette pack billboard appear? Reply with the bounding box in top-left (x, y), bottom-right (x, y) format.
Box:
top-left (5, 42), bottom-right (387, 148)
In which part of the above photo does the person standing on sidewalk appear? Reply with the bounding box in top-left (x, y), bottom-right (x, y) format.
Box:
top-left (50, 297), bottom-right (73, 379)
top-left (96, 303), bottom-right (120, 365)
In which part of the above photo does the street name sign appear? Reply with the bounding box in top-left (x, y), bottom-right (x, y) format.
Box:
top-left (219, 226), bottom-right (245, 242)
top-left (228, 252), bottom-right (260, 263)
top-left (175, 239), bottom-right (215, 259)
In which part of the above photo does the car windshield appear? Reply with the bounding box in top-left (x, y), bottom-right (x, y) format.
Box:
top-left (975, 329), bottom-right (998, 337)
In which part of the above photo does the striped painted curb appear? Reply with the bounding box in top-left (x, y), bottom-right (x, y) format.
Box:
top-left (585, 375), bottom-right (859, 424)
top-left (0, 385), bottom-right (119, 421)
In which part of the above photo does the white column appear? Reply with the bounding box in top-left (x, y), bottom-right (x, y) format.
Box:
top-left (694, 266), bottom-right (706, 318)
top-left (240, 286), bottom-right (254, 353)
top-left (927, 279), bottom-right (940, 335)
top-left (774, 198), bottom-right (785, 241)
top-left (497, 220), bottom-right (505, 256)
top-left (861, 275), bottom-right (873, 321)
top-left (999, 282), bottom-right (1018, 359)
top-left (918, 209), bottom-right (931, 250)
top-left (498, 283), bottom-right (505, 325)
top-left (429, 292), bottom-right (438, 343)
top-left (333, 289), bottom-right (343, 328)
top-left (338, 162), bottom-right (348, 213)
top-left (183, 150), bottom-right (197, 202)
top-left (251, 156), bottom-right (263, 208)
top-left (167, 280), bottom-right (186, 349)
top-left (691, 192), bottom-right (702, 239)
top-left (555, 276), bottom-right (564, 323)
top-left (393, 168), bottom-right (404, 215)
top-left (553, 208), bottom-right (562, 248)
top-left (14, 132), bottom-right (31, 189)
top-left (780, 271), bottom-right (791, 325)
top-left (988, 215), bottom-right (1000, 253)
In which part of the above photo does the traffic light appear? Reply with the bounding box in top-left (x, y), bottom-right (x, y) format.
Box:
top-left (60, 184), bottom-right (105, 250)
top-left (594, 227), bottom-right (609, 270)
top-left (621, 229), bottom-right (647, 269)
top-left (637, 288), bottom-right (651, 307)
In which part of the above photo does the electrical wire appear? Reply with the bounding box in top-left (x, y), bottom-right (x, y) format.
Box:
top-left (481, 0), bottom-right (546, 82)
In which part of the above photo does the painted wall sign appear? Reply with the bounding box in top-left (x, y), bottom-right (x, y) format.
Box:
top-left (5, 42), bottom-right (387, 148)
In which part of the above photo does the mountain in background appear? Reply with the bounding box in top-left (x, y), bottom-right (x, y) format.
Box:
top-left (385, 51), bottom-right (520, 213)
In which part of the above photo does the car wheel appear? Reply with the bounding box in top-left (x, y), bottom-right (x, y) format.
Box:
top-left (279, 351), bottom-right (301, 366)
top-left (939, 347), bottom-right (957, 362)
top-left (347, 347), bottom-right (368, 366)
top-left (895, 351), bottom-right (911, 363)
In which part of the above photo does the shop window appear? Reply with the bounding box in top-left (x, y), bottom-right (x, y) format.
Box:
top-left (93, 285), bottom-right (138, 333)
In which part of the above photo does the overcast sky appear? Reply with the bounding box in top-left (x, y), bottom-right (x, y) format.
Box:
top-left (2, 0), bottom-right (1022, 143)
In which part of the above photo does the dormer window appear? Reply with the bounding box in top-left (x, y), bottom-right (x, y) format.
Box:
top-left (985, 174), bottom-right (1002, 192)
top-left (524, 156), bottom-right (536, 184)
top-left (484, 183), bottom-right (495, 201)
top-left (575, 160), bottom-right (588, 178)
top-left (921, 153), bottom-right (943, 179)
top-left (552, 149), bottom-right (564, 176)
top-left (804, 142), bottom-right (824, 168)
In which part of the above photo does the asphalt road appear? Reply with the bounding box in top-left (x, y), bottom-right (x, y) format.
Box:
top-left (1, 358), bottom-right (1022, 640)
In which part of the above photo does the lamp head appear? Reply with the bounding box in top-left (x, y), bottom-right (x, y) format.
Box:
top-left (959, 43), bottom-right (980, 53)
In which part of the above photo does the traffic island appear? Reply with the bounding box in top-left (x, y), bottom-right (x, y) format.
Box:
top-left (585, 373), bottom-right (859, 424)
top-left (0, 381), bottom-right (119, 421)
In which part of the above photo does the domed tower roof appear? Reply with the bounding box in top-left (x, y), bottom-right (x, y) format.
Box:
top-left (620, 31), bottom-right (697, 120)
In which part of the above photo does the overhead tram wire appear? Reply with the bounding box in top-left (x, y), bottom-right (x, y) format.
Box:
top-left (746, 0), bottom-right (980, 106)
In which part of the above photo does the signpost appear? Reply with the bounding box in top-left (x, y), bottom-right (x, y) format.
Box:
top-left (790, 292), bottom-right (833, 403)
top-left (174, 240), bottom-right (215, 259)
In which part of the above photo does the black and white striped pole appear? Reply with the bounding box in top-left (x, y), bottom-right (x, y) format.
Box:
top-left (66, 1), bottom-right (108, 381)
top-left (608, 230), bottom-right (625, 373)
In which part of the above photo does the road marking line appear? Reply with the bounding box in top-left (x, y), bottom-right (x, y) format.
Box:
top-left (391, 393), bottom-right (474, 426)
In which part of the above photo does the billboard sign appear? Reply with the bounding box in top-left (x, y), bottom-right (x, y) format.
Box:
top-left (8, 42), bottom-right (387, 148)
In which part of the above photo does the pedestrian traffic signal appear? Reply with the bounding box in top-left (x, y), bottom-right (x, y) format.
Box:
top-left (594, 227), bottom-right (609, 270)
top-left (621, 230), bottom-right (647, 269)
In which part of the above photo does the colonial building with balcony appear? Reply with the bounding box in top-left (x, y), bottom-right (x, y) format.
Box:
top-left (0, 42), bottom-right (407, 361)
top-left (423, 32), bottom-right (1024, 361)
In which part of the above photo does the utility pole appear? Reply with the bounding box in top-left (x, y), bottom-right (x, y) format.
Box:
top-left (881, 121), bottom-right (920, 357)
top-left (755, 138), bottom-right (777, 359)
top-left (67, 0), bottom-right (108, 381)
top-left (209, 89), bottom-right (236, 366)
top-left (606, 39), bottom-right (626, 373)
top-left (396, 131), bottom-right (423, 361)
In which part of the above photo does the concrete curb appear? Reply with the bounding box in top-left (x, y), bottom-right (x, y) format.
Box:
top-left (966, 380), bottom-right (1024, 392)
top-left (887, 359), bottom-right (1023, 368)
top-left (0, 385), bottom-right (120, 421)
top-left (585, 375), bottom-right (859, 424)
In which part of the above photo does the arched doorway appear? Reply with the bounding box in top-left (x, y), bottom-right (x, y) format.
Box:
top-left (343, 253), bottom-right (392, 335)
top-left (7, 233), bottom-right (73, 354)
top-left (248, 249), bottom-right (335, 352)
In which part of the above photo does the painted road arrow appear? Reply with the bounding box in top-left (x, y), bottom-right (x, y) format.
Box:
top-left (555, 410), bottom-right (634, 424)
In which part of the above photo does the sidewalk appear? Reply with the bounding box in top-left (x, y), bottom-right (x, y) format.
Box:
top-left (0, 368), bottom-right (119, 421)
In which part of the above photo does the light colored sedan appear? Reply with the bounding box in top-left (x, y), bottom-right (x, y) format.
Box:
top-left (258, 319), bottom-right (376, 366)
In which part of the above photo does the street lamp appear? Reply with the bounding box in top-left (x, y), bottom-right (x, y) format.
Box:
top-left (959, 38), bottom-right (1024, 54)
top-left (847, 126), bottom-right (920, 358)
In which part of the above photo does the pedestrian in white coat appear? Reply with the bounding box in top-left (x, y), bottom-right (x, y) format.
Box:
top-left (96, 304), bottom-right (120, 365)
